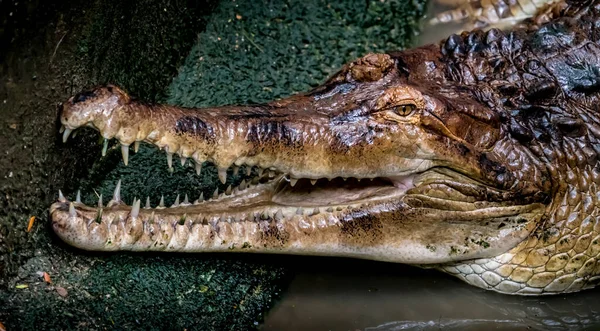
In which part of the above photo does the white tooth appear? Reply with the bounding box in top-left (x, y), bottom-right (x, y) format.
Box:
top-left (167, 153), bottom-right (173, 169)
top-left (195, 162), bottom-right (202, 175)
top-left (296, 207), bottom-right (304, 215)
top-left (226, 185), bottom-right (232, 195)
top-left (113, 180), bottom-right (122, 202)
top-left (289, 178), bottom-right (298, 187)
top-left (312, 208), bottom-right (320, 215)
top-left (134, 141), bottom-right (140, 153)
top-left (69, 202), bottom-right (76, 217)
top-left (59, 125), bottom-right (65, 133)
top-left (269, 170), bottom-right (276, 178)
top-left (233, 166), bottom-right (239, 176)
top-left (246, 166), bottom-right (252, 176)
top-left (158, 196), bottom-right (165, 208)
top-left (145, 196), bottom-right (151, 209)
top-left (342, 177), bottom-right (348, 181)
top-left (121, 144), bottom-right (129, 166)
top-left (257, 168), bottom-right (264, 176)
top-left (76, 190), bottom-right (81, 203)
top-left (72, 131), bottom-right (78, 138)
top-left (183, 194), bottom-right (189, 205)
top-left (218, 168), bottom-right (227, 184)
top-left (102, 139), bottom-right (108, 157)
top-left (62, 128), bottom-right (72, 143)
top-left (180, 156), bottom-right (187, 167)
top-left (310, 179), bottom-right (317, 185)
top-left (58, 190), bottom-right (66, 202)
top-left (326, 207), bottom-right (334, 212)
top-left (213, 188), bottom-right (219, 199)
top-left (172, 194), bottom-right (180, 207)
top-left (199, 192), bottom-right (204, 201)
top-left (239, 179), bottom-right (247, 190)
top-left (98, 194), bottom-right (103, 208)
top-left (275, 209), bottom-right (284, 221)
top-left (131, 198), bottom-right (140, 218)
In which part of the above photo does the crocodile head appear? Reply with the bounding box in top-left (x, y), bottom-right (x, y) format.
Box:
top-left (51, 48), bottom-right (551, 277)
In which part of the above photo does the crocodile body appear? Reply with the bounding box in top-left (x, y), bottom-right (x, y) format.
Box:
top-left (51, 1), bottom-right (600, 295)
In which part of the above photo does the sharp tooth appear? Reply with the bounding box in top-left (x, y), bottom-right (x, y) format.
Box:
top-left (98, 194), bottom-right (103, 208)
top-left (76, 190), bottom-right (81, 203)
top-left (195, 162), bottom-right (202, 175)
top-left (180, 156), bottom-right (187, 167)
top-left (289, 178), bottom-right (298, 187)
top-left (58, 190), bottom-right (66, 202)
top-left (59, 125), bottom-right (65, 133)
top-left (134, 141), bottom-right (140, 153)
top-left (72, 131), bottom-right (78, 138)
top-left (213, 188), bottom-right (219, 199)
top-left (95, 208), bottom-right (103, 224)
top-left (296, 207), bottom-right (304, 215)
top-left (274, 209), bottom-right (284, 221)
top-left (226, 185), bottom-right (232, 195)
top-left (310, 179), bottom-right (317, 185)
top-left (145, 196), bottom-right (151, 209)
top-left (312, 208), bottom-right (320, 215)
top-left (167, 153), bottom-right (173, 169)
top-left (257, 168), bottom-right (264, 176)
top-left (183, 194), bottom-right (189, 205)
top-left (159, 196), bottom-right (165, 208)
top-left (342, 177), bottom-right (347, 181)
top-left (69, 202), bottom-right (76, 217)
top-left (62, 128), bottom-right (72, 142)
top-left (121, 144), bottom-right (130, 166)
top-left (113, 180), bottom-right (122, 203)
top-left (326, 207), bottom-right (334, 212)
top-left (261, 211), bottom-right (269, 220)
top-left (269, 170), bottom-right (276, 178)
top-left (239, 179), bottom-right (247, 190)
top-left (131, 198), bottom-right (140, 218)
top-left (246, 166), bottom-right (252, 176)
top-left (199, 192), bottom-right (204, 201)
top-left (102, 138), bottom-right (108, 156)
top-left (218, 168), bottom-right (227, 184)
top-left (172, 194), bottom-right (180, 207)
top-left (233, 166), bottom-right (239, 176)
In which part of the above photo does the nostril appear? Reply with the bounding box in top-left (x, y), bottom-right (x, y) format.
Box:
top-left (73, 90), bottom-right (96, 104)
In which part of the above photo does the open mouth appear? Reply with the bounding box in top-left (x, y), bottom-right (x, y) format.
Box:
top-left (52, 147), bottom-right (417, 223)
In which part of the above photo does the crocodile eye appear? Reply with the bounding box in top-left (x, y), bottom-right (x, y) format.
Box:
top-left (393, 104), bottom-right (416, 116)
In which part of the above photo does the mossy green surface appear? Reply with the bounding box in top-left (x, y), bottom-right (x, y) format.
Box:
top-left (1, 0), bottom-right (426, 329)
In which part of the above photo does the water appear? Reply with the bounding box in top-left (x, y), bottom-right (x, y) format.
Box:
top-left (262, 257), bottom-right (600, 331)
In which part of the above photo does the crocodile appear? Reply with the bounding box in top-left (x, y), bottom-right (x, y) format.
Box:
top-left (51, 0), bottom-right (600, 295)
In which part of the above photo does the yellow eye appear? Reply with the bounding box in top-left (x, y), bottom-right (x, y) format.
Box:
top-left (394, 104), bottom-right (416, 116)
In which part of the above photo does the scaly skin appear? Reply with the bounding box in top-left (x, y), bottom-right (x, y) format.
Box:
top-left (51, 1), bottom-right (600, 295)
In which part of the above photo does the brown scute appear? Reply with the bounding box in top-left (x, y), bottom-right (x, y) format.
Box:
top-left (349, 53), bottom-right (394, 82)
